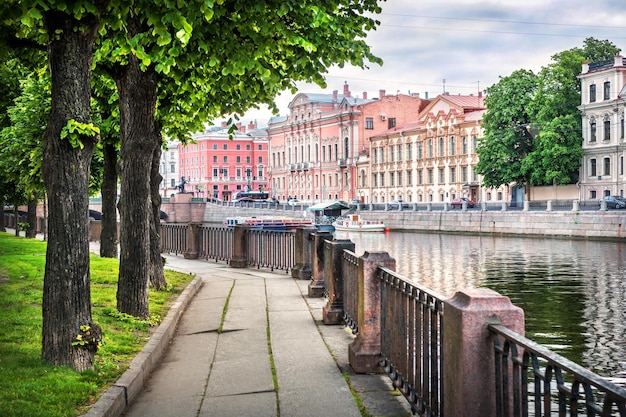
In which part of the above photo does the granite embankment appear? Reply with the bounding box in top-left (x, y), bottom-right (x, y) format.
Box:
top-left (201, 204), bottom-right (626, 241)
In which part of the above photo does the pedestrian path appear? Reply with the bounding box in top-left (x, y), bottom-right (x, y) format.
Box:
top-left (116, 254), bottom-right (412, 417)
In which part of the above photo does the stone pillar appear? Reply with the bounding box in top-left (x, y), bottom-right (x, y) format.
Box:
top-left (426, 202), bottom-right (432, 211)
top-left (323, 239), bottom-right (356, 324)
top-left (443, 202), bottom-right (449, 212)
top-left (443, 288), bottom-right (524, 417)
top-left (291, 226), bottom-right (317, 280)
top-left (501, 201), bottom-right (508, 211)
top-left (546, 200), bottom-right (553, 212)
top-left (174, 193), bottom-right (193, 223)
top-left (230, 224), bottom-right (249, 268)
top-left (462, 201), bottom-right (468, 211)
top-left (184, 222), bottom-right (199, 259)
top-left (349, 251), bottom-right (396, 373)
top-left (308, 231), bottom-right (333, 297)
top-left (600, 199), bottom-right (607, 211)
top-left (481, 201), bottom-right (487, 212)
top-left (523, 201), bottom-right (529, 211)
top-left (572, 200), bottom-right (579, 211)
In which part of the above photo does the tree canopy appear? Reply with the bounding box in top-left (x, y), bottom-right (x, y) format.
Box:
top-left (476, 37), bottom-right (620, 200)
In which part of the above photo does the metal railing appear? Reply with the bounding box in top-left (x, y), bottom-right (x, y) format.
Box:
top-left (341, 249), bottom-right (359, 334)
top-left (161, 224), bottom-right (188, 255)
top-left (378, 267), bottom-right (445, 417)
top-left (246, 229), bottom-right (295, 272)
top-left (489, 324), bottom-right (626, 417)
top-left (197, 225), bottom-right (232, 262)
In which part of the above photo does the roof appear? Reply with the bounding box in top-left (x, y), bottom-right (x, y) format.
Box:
top-left (307, 201), bottom-right (349, 211)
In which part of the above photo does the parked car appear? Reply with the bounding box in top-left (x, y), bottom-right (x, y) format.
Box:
top-left (599, 195), bottom-right (626, 209)
top-left (287, 198), bottom-right (299, 206)
top-left (233, 197), bottom-right (254, 203)
top-left (451, 197), bottom-right (475, 208)
top-left (388, 199), bottom-right (406, 209)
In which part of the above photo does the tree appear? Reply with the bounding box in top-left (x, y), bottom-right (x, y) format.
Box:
top-left (476, 69), bottom-right (539, 201)
top-left (1, 1), bottom-right (107, 371)
top-left (477, 38), bottom-right (620, 201)
top-left (97, 0), bottom-right (384, 318)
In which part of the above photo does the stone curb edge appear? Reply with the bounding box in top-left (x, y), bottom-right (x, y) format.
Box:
top-left (81, 274), bottom-right (204, 417)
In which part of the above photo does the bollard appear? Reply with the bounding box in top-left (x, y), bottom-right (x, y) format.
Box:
top-left (322, 239), bottom-right (355, 324)
top-left (481, 201), bottom-right (487, 212)
top-left (291, 226), bottom-right (317, 280)
top-left (230, 224), bottom-right (249, 268)
top-left (546, 200), bottom-right (553, 212)
top-left (572, 199), bottom-right (579, 211)
top-left (426, 202), bottom-right (432, 211)
top-left (183, 223), bottom-right (199, 259)
top-left (349, 251), bottom-right (396, 373)
top-left (523, 200), bottom-right (529, 211)
top-left (501, 201), bottom-right (507, 211)
top-left (308, 231), bottom-right (333, 297)
top-left (443, 288), bottom-right (524, 417)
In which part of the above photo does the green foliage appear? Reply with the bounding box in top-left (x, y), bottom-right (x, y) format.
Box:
top-left (477, 38), bottom-right (620, 196)
top-left (0, 232), bottom-right (194, 417)
top-left (60, 119), bottom-right (101, 150)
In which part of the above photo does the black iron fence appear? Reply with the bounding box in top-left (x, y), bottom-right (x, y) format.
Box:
top-left (198, 224), bottom-right (232, 262)
top-left (378, 267), bottom-right (445, 417)
top-left (489, 324), bottom-right (626, 417)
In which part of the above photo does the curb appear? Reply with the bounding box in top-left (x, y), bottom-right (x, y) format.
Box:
top-left (81, 274), bottom-right (204, 417)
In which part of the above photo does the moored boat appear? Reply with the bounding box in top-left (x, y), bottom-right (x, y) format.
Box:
top-left (333, 214), bottom-right (386, 232)
top-left (225, 217), bottom-right (312, 230)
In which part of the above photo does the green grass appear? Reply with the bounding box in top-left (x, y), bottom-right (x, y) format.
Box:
top-left (0, 232), bottom-right (195, 417)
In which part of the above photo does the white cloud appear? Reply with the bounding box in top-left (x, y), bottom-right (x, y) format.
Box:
top-left (237, 0), bottom-right (626, 127)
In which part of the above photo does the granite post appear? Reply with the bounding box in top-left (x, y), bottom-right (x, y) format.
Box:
top-left (322, 239), bottom-right (356, 324)
top-left (308, 231), bottom-right (333, 297)
top-left (291, 226), bottom-right (317, 280)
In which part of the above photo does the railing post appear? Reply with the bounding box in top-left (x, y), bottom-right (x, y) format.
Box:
top-left (572, 199), bottom-right (579, 211)
top-left (308, 231), bottom-right (333, 297)
top-left (230, 224), bottom-right (249, 268)
top-left (546, 200), bottom-right (553, 212)
top-left (183, 222), bottom-right (199, 259)
top-left (291, 226), bottom-right (317, 280)
top-left (322, 239), bottom-right (355, 325)
top-left (443, 288), bottom-right (525, 417)
top-left (349, 251), bottom-right (395, 374)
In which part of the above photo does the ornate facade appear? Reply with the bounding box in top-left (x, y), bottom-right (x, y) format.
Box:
top-left (266, 83), bottom-right (430, 202)
top-left (364, 93), bottom-right (509, 204)
top-left (578, 56), bottom-right (626, 200)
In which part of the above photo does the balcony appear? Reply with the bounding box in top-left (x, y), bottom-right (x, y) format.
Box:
top-left (290, 164), bottom-right (296, 172)
top-left (338, 159), bottom-right (347, 168)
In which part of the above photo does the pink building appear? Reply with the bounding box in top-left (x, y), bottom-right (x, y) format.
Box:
top-left (267, 83), bottom-right (430, 202)
top-left (176, 122), bottom-right (268, 202)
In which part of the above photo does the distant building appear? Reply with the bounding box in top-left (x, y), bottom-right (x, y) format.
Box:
top-left (267, 83), bottom-right (430, 203)
top-left (578, 56), bottom-right (626, 200)
top-left (164, 122), bottom-right (268, 201)
top-left (159, 139), bottom-right (181, 198)
top-left (365, 92), bottom-right (509, 204)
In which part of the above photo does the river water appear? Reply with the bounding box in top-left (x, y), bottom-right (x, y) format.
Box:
top-left (334, 230), bottom-right (626, 380)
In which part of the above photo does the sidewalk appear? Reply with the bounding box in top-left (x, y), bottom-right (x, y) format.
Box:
top-left (87, 250), bottom-right (411, 417)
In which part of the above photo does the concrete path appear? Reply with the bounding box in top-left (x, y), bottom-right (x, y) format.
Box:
top-left (118, 254), bottom-right (411, 417)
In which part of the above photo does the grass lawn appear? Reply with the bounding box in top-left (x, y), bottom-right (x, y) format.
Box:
top-left (0, 232), bottom-right (195, 417)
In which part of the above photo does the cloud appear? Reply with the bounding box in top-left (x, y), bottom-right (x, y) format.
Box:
top-left (237, 0), bottom-right (626, 126)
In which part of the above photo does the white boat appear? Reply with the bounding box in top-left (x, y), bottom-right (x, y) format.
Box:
top-left (333, 214), bottom-right (387, 232)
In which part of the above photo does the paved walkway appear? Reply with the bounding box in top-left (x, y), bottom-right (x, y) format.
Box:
top-left (109, 253), bottom-right (412, 417)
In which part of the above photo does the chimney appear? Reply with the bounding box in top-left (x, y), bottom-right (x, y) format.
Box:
top-left (379, 89), bottom-right (386, 99)
top-left (333, 90), bottom-right (338, 103)
top-left (248, 120), bottom-right (256, 130)
top-left (343, 82), bottom-right (351, 98)
top-left (478, 91), bottom-right (483, 98)
top-left (363, 91), bottom-right (367, 100)
top-left (425, 91), bottom-right (429, 99)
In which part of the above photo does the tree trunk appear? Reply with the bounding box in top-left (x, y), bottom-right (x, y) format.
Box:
top-left (26, 196), bottom-right (37, 238)
top-left (115, 50), bottom-right (158, 319)
top-left (100, 142), bottom-right (118, 258)
top-left (150, 140), bottom-right (167, 289)
top-left (41, 10), bottom-right (101, 371)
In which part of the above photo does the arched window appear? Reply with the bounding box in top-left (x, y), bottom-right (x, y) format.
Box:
top-left (344, 137), bottom-right (349, 159)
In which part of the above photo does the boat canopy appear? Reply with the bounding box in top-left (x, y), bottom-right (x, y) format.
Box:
top-left (306, 201), bottom-right (349, 211)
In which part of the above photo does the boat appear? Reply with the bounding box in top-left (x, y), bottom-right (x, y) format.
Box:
top-left (333, 214), bottom-right (387, 232)
top-left (225, 217), bottom-right (312, 230)
top-left (306, 200), bottom-right (351, 232)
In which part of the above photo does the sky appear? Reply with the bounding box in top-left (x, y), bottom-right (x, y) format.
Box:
top-left (234, 0), bottom-right (626, 127)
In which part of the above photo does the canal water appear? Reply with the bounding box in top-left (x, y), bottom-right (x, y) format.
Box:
top-left (335, 230), bottom-right (626, 380)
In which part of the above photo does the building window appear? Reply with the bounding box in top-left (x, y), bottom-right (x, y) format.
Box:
top-left (590, 84), bottom-right (596, 102)
top-left (213, 155), bottom-right (218, 163)
top-left (418, 142), bottom-right (423, 159)
top-left (390, 172), bottom-right (395, 186)
top-left (590, 190), bottom-right (597, 199)
top-left (604, 119), bottom-right (611, 141)
top-left (590, 158), bottom-right (597, 177)
top-left (439, 167), bottom-right (445, 183)
top-left (428, 139), bottom-right (433, 158)
top-left (372, 173), bottom-right (378, 187)
top-left (590, 121), bottom-right (597, 142)
top-left (213, 144), bottom-right (218, 150)
top-left (604, 157), bottom-right (611, 176)
top-left (380, 148), bottom-right (385, 163)
top-left (450, 167), bottom-right (456, 183)
top-left (439, 138), bottom-right (445, 157)
top-left (450, 137), bottom-right (455, 156)
top-left (604, 81), bottom-right (610, 100)
top-left (407, 143), bottom-right (412, 160)
top-left (407, 170), bottom-right (412, 185)
top-left (223, 144), bottom-right (228, 150)
top-left (418, 169), bottom-right (423, 184)
top-left (620, 155), bottom-right (624, 175)
top-left (388, 118), bottom-right (396, 129)
top-left (380, 173), bottom-right (385, 186)
top-left (462, 137), bottom-right (467, 154)
top-left (170, 163), bottom-right (175, 173)
top-left (398, 171), bottom-right (403, 186)
top-left (621, 117), bottom-right (624, 139)
top-left (462, 166), bottom-right (467, 182)
top-left (171, 178), bottom-right (176, 187)
top-left (246, 144), bottom-right (251, 150)
top-left (246, 156), bottom-right (251, 163)
top-left (365, 117), bottom-right (374, 129)
top-left (472, 136), bottom-right (478, 152)
top-left (427, 169), bottom-right (433, 184)
top-left (397, 144), bottom-right (402, 161)
top-left (258, 144), bottom-right (262, 150)
top-left (236, 156), bottom-right (241, 163)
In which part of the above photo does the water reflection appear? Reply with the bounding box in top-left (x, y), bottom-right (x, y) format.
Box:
top-left (335, 231), bottom-right (626, 378)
